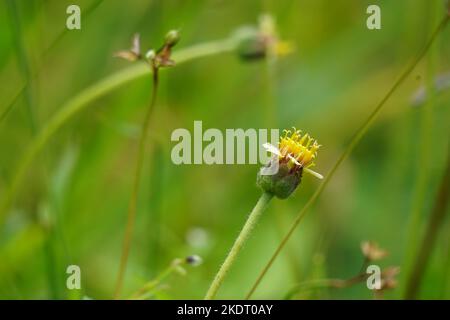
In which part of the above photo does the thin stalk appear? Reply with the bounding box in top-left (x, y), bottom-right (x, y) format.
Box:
top-left (246, 16), bottom-right (450, 300)
top-left (401, 3), bottom-right (441, 295)
top-left (0, 36), bottom-right (239, 227)
top-left (205, 192), bottom-right (274, 300)
top-left (129, 260), bottom-right (181, 300)
top-left (404, 145), bottom-right (450, 299)
top-left (43, 228), bottom-right (60, 299)
top-left (5, 0), bottom-right (38, 132)
top-left (284, 273), bottom-right (367, 299)
top-left (146, 142), bottom-right (166, 277)
top-left (114, 69), bottom-right (159, 299)
top-left (443, 227), bottom-right (450, 298)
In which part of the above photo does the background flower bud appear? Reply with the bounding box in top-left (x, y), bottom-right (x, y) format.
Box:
top-left (165, 30), bottom-right (180, 47)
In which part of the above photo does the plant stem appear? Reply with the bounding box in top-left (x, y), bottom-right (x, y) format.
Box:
top-left (114, 68), bottom-right (159, 299)
top-left (400, 3), bottom-right (441, 295)
top-left (245, 15), bottom-right (450, 300)
top-left (129, 259), bottom-right (183, 300)
top-left (205, 192), bottom-right (274, 300)
top-left (6, 0), bottom-right (38, 133)
top-left (404, 145), bottom-right (450, 299)
top-left (284, 273), bottom-right (367, 299)
top-left (0, 36), bottom-right (239, 228)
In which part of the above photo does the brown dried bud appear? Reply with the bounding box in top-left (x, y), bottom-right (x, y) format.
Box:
top-left (114, 33), bottom-right (141, 61)
top-left (361, 241), bottom-right (389, 261)
top-left (379, 266), bottom-right (400, 290)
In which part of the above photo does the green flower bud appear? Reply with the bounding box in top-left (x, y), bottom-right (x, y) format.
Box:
top-left (145, 49), bottom-right (156, 61)
top-left (256, 161), bottom-right (302, 199)
top-left (237, 37), bottom-right (267, 61)
top-left (165, 30), bottom-right (180, 47)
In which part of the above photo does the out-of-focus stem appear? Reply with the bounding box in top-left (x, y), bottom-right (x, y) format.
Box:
top-left (404, 145), bottom-right (450, 299)
top-left (284, 273), bottom-right (367, 299)
top-left (114, 69), bottom-right (159, 299)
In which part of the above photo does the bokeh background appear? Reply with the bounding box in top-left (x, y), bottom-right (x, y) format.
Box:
top-left (0, 0), bottom-right (449, 299)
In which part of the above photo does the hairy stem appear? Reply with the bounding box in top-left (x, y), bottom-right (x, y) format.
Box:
top-left (114, 69), bottom-right (159, 299)
top-left (205, 192), bottom-right (274, 300)
top-left (245, 15), bottom-right (449, 300)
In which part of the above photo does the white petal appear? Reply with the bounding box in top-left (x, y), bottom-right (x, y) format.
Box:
top-left (287, 154), bottom-right (301, 165)
top-left (304, 168), bottom-right (324, 179)
top-left (263, 143), bottom-right (281, 156)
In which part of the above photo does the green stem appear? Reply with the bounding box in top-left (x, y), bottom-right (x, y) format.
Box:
top-left (0, 36), bottom-right (239, 228)
top-left (6, 0), bottom-right (38, 132)
top-left (401, 3), bottom-right (441, 295)
top-left (404, 145), bottom-right (450, 299)
top-left (205, 192), bottom-right (273, 300)
top-left (129, 259), bottom-right (183, 300)
top-left (284, 273), bottom-right (367, 299)
top-left (114, 68), bottom-right (159, 299)
top-left (245, 15), bottom-right (450, 300)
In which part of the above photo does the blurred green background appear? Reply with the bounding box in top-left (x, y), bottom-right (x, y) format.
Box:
top-left (0, 0), bottom-right (449, 299)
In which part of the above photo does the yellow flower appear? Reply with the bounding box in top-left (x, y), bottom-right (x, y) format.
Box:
top-left (258, 128), bottom-right (322, 199)
top-left (263, 128), bottom-right (323, 179)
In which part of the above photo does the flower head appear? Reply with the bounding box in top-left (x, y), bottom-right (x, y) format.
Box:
top-left (264, 128), bottom-right (323, 179)
top-left (279, 128), bottom-right (321, 170)
top-left (257, 128), bottom-right (322, 199)
top-left (236, 14), bottom-right (294, 61)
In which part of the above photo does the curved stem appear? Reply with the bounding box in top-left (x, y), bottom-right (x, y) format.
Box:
top-left (205, 192), bottom-right (273, 300)
top-left (245, 15), bottom-right (450, 300)
top-left (285, 273), bottom-right (367, 299)
top-left (0, 36), bottom-right (239, 227)
top-left (114, 69), bottom-right (159, 299)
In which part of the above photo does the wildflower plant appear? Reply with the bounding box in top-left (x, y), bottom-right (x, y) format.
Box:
top-left (205, 127), bottom-right (322, 299)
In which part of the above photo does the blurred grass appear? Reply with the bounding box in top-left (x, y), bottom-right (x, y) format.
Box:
top-left (0, 0), bottom-right (449, 299)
